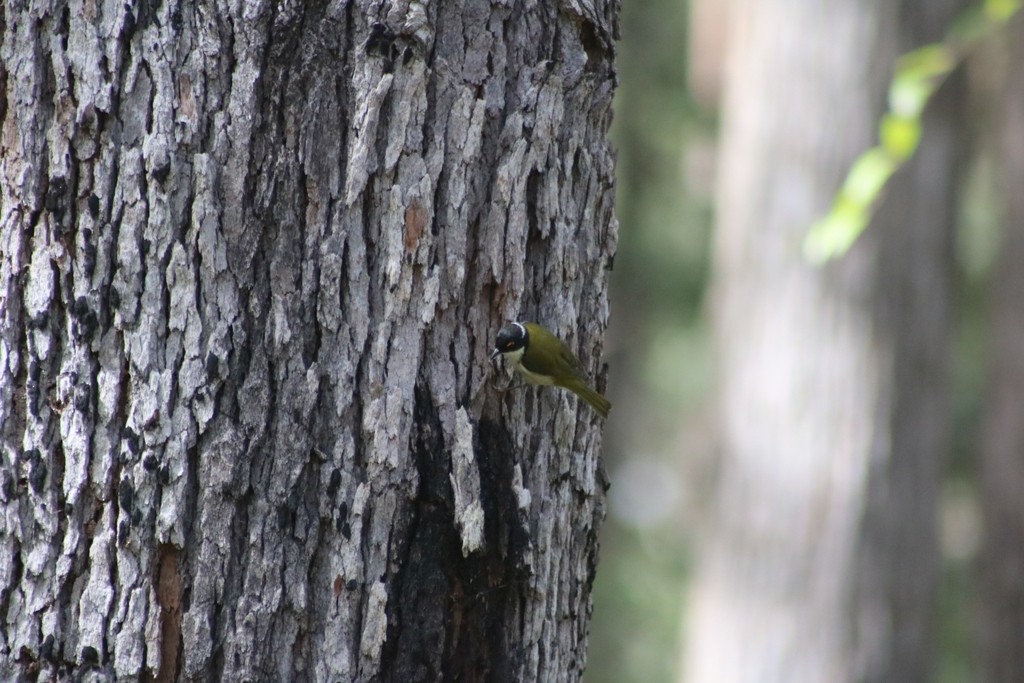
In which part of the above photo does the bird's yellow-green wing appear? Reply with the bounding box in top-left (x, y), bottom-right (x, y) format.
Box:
top-left (521, 323), bottom-right (610, 416)
top-left (520, 323), bottom-right (590, 379)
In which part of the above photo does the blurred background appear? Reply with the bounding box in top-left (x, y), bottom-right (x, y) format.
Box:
top-left (589, 1), bottom-right (1024, 682)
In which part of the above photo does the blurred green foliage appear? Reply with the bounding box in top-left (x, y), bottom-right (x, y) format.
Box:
top-left (589, 0), bottom-right (712, 681)
top-left (939, 144), bottom-right (1004, 683)
top-left (805, 0), bottom-right (1020, 263)
top-left (592, 1), bottom-right (1011, 682)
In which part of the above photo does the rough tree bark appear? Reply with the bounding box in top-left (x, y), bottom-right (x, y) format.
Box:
top-left (682, 1), bottom-right (964, 681)
top-left (0, 1), bottom-right (618, 680)
top-left (978, 14), bottom-right (1024, 683)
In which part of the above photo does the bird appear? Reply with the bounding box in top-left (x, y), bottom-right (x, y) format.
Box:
top-left (489, 321), bottom-right (611, 418)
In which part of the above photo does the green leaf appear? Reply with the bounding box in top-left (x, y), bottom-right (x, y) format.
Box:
top-left (844, 149), bottom-right (897, 205)
top-left (985, 0), bottom-right (1022, 21)
top-left (804, 202), bottom-right (871, 264)
top-left (803, 150), bottom-right (897, 262)
top-left (890, 47), bottom-right (953, 117)
top-left (896, 44), bottom-right (956, 80)
top-left (889, 76), bottom-right (935, 118)
top-left (881, 114), bottom-right (922, 161)
top-left (808, 0), bottom-right (1022, 264)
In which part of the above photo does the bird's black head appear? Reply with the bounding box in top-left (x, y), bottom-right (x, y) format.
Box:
top-left (490, 322), bottom-right (529, 360)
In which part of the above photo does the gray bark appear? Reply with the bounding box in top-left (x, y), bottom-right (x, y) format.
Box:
top-left (978, 15), bottom-right (1024, 683)
top-left (0, 1), bottom-right (618, 681)
top-left (683, 1), bottom-right (963, 681)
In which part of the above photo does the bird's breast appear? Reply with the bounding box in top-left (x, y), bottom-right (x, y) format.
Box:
top-left (513, 360), bottom-right (556, 386)
top-left (505, 347), bottom-right (555, 386)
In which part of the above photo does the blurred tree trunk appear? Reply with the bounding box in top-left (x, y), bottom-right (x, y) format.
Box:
top-left (683, 1), bottom-right (964, 681)
top-left (0, 1), bottom-right (617, 680)
top-left (978, 15), bottom-right (1024, 683)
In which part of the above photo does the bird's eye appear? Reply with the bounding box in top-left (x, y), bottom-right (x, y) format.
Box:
top-left (505, 341), bottom-right (514, 348)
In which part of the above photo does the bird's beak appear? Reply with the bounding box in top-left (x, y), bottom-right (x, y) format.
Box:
top-left (489, 348), bottom-right (501, 361)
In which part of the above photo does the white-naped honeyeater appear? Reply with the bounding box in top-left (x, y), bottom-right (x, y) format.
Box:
top-left (490, 322), bottom-right (611, 418)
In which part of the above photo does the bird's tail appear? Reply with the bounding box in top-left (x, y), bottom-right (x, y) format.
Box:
top-left (560, 379), bottom-right (611, 418)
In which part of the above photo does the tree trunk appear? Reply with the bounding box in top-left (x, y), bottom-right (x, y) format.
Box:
top-left (682, 1), bottom-right (963, 681)
top-left (977, 14), bottom-right (1024, 683)
top-left (0, 1), bottom-right (618, 681)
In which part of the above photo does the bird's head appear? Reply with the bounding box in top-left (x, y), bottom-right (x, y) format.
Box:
top-left (490, 322), bottom-right (529, 361)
